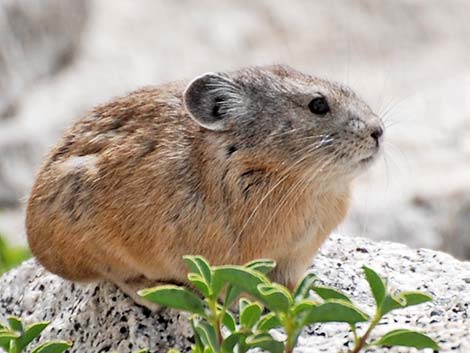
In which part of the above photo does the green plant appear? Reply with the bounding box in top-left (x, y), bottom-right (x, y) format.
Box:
top-left (0, 235), bottom-right (31, 275)
top-left (0, 316), bottom-right (71, 353)
top-left (0, 316), bottom-right (149, 353)
top-left (139, 256), bottom-right (439, 353)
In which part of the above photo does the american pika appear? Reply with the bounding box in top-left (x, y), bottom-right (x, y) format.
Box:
top-left (26, 65), bottom-right (383, 307)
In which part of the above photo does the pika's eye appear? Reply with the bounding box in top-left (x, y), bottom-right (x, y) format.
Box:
top-left (308, 97), bottom-right (330, 115)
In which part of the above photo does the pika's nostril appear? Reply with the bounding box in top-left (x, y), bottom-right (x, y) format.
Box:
top-left (370, 127), bottom-right (383, 144)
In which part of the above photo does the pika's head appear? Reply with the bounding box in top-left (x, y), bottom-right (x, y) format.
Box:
top-left (183, 65), bottom-right (383, 180)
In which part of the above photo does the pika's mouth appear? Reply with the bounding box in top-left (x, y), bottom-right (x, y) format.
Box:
top-left (358, 152), bottom-right (378, 166)
top-left (357, 143), bottom-right (381, 166)
top-left (359, 155), bottom-right (374, 164)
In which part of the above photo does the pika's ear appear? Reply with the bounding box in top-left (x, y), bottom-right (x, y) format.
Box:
top-left (183, 73), bottom-right (245, 131)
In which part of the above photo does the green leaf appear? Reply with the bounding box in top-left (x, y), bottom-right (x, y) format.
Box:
top-left (17, 321), bottom-right (50, 351)
top-left (293, 272), bottom-right (317, 300)
top-left (191, 317), bottom-right (205, 353)
top-left (246, 333), bottom-right (284, 353)
top-left (240, 302), bottom-right (263, 329)
top-left (191, 344), bottom-right (203, 353)
top-left (245, 259), bottom-right (276, 275)
top-left (372, 329), bottom-right (439, 350)
top-left (379, 291), bottom-right (430, 316)
top-left (399, 291), bottom-right (432, 307)
top-left (193, 320), bottom-right (220, 353)
top-left (292, 300), bottom-right (317, 316)
top-left (7, 317), bottom-right (23, 332)
top-left (210, 276), bottom-right (227, 300)
top-left (188, 273), bottom-right (210, 297)
top-left (138, 285), bottom-right (206, 315)
top-left (312, 286), bottom-right (352, 303)
top-left (10, 340), bottom-right (20, 353)
top-left (257, 283), bottom-right (292, 313)
top-left (0, 331), bottom-right (20, 351)
top-left (217, 260), bottom-right (276, 307)
top-left (363, 266), bottom-right (386, 307)
top-left (222, 286), bottom-right (241, 308)
top-left (221, 333), bottom-right (245, 353)
top-left (213, 266), bottom-right (269, 299)
top-left (183, 256), bottom-right (212, 286)
top-left (238, 298), bottom-right (250, 312)
top-left (203, 347), bottom-right (214, 353)
top-left (30, 341), bottom-right (72, 353)
top-left (256, 313), bottom-right (282, 331)
top-left (303, 299), bottom-right (370, 325)
top-left (380, 294), bottom-right (406, 316)
top-left (221, 310), bottom-right (236, 333)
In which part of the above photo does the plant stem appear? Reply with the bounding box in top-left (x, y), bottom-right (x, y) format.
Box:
top-left (350, 325), bottom-right (359, 347)
top-left (349, 315), bottom-right (380, 353)
top-left (208, 298), bottom-right (223, 345)
top-left (217, 305), bottom-right (227, 346)
top-left (283, 314), bottom-right (297, 353)
top-left (285, 335), bottom-right (294, 353)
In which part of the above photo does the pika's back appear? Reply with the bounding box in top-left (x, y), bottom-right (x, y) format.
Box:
top-left (35, 82), bottom-right (200, 216)
top-left (50, 83), bottom-right (189, 164)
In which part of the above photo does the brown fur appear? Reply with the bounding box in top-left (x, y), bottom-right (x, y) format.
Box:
top-left (26, 65), bottom-right (382, 306)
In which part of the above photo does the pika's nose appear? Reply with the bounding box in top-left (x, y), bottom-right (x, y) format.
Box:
top-left (370, 126), bottom-right (383, 146)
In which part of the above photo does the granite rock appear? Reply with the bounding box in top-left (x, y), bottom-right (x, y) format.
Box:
top-left (1, 234), bottom-right (469, 352)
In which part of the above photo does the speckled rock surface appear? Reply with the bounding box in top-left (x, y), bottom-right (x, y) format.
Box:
top-left (1, 234), bottom-right (469, 352)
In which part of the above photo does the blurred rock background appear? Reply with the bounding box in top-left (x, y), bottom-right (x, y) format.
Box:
top-left (0, 0), bottom-right (469, 259)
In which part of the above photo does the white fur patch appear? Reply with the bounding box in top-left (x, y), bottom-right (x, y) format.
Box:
top-left (59, 155), bottom-right (99, 175)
